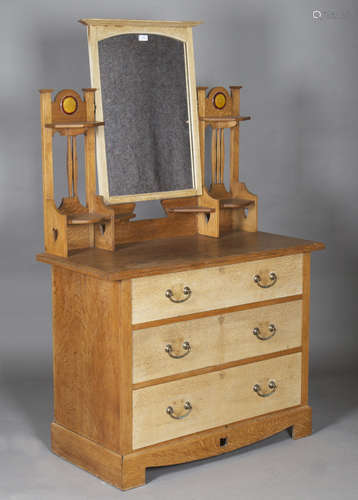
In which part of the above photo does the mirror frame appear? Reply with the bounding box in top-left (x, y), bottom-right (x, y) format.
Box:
top-left (81, 19), bottom-right (203, 204)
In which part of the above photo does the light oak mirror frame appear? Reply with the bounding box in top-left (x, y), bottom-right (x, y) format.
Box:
top-left (83, 19), bottom-right (203, 204)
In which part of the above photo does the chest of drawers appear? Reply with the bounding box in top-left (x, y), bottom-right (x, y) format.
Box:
top-left (38, 231), bottom-right (324, 490)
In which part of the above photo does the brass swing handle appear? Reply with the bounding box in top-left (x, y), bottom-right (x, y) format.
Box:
top-left (166, 401), bottom-right (192, 419)
top-left (165, 341), bottom-right (191, 359)
top-left (165, 286), bottom-right (192, 303)
top-left (253, 324), bottom-right (277, 341)
top-left (253, 272), bottom-right (277, 288)
top-left (253, 380), bottom-right (277, 397)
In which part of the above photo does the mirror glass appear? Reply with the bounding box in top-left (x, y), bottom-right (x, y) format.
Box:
top-left (94, 32), bottom-right (200, 203)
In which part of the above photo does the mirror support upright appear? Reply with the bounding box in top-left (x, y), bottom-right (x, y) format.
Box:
top-left (39, 19), bottom-right (257, 258)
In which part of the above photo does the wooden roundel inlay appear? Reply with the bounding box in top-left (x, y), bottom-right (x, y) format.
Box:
top-left (61, 96), bottom-right (78, 115)
top-left (213, 92), bottom-right (226, 110)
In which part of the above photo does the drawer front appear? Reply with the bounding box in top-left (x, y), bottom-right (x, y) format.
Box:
top-left (133, 300), bottom-right (302, 383)
top-left (132, 254), bottom-right (303, 324)
top-left (132, 352), bottom-right (302, 449)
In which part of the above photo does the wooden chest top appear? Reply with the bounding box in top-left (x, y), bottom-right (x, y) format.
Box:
top-left (36, 230), bottom-right (324, 280)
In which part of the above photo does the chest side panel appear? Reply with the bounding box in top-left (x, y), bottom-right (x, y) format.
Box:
top-left (52, 267), bottom-right (122, 452)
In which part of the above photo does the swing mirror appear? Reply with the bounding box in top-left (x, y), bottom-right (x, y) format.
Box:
top-left (83, 19), bottom-right (202, 204)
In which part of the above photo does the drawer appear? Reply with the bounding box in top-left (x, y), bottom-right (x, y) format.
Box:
top-left (133, 300), bottom-right (302, 383)
top-left (132, 352), bottom-right (301, 449)
top-left (132, 254), bottom-right (303, 324)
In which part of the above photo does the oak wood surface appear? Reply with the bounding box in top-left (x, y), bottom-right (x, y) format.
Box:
top-left (132, 254), bottom-right (303, 323)
top-left (166, 206), bottom-right (216, 213)
top-left (200, 115), bottom-right (251, 122)
top-left (52, 404), bottom-right (312, 490)
top-left (80, 19), bottom-right (202, 27)
top-left (51, 423), bottom-right (124, 489)
top-left (132, 294), bottom-right (303, 330)
top-left (132, 347), bottom-right (302, 390)
top-left (82, 89), bottom-right (97, 213)
top-left (132, 352), bottom-right (302, 449)
top-left (67, 213), bottom-right (108, 225)
top-left (118, 280), bottom-right (133, 454)
top-left (221, 198), bottom-right (254, 208)
top-left (45, 121), bottom-right (104, 129)
top-left (52, 267), bottom-right (122, 453)
top-left (37, 230), bottom-right (325, 281)
top-left (133, 300), bottom-right (302, 383)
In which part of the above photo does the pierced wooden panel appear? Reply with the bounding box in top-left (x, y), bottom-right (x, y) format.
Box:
top-left (52, 89), bottom-right (87, 122)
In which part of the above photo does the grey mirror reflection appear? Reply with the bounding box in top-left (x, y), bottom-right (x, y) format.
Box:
top-left (98, 33), bottom-right (194, 198)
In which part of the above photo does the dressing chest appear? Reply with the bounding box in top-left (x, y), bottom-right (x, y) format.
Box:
top-left (37, 18), bottom-right (324, 490)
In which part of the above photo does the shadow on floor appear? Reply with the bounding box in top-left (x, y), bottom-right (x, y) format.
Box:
top-left (0, 364), bottom-right (53, 448)
top-left (309, 364), bottom-right (358, 433)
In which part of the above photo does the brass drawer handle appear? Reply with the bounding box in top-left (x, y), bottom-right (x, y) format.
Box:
top-left (166, 401), bottom-right (192, 419)
top-left (165, 286), bottom-right (192, 303)
top-left (165, 341), bottom-right (191, 359)
top-left (253, 272), bottom-right (277, 288)
top-left (253, 324), bottom-right (277, 341)
top-left (253, 380), bottom-right (277, 397)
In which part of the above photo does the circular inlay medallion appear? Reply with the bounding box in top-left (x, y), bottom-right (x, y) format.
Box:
top-left (213, 92), bottom-right (226, 110)
top-left (61, 96), bottom-right (78, 115)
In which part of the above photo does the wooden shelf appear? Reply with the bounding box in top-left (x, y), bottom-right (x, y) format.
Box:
top-left (115, 212), bottom-right (136, 221)
top-left (45, 121), bottom-right (104, 130)
top-left (67, 212), bottom-right (136, 225)
top-left (67, 213), bottom-right (109, 225)
top-left (166, 207), bottom-right (216, 214)
top-left (200, 116), bottom-right (251, 122)
top-left (220, 198), bottom-right (254, 209)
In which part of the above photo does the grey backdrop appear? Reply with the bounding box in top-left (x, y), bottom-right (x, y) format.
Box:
top-left (1, 0), bottom-right (357, 499)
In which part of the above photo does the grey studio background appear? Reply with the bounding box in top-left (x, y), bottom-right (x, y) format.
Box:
top-left (1, 0), bottom-right (357, 499)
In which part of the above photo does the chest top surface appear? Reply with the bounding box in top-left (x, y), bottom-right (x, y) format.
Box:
top-left (36, 230), bottom-right (324, 281)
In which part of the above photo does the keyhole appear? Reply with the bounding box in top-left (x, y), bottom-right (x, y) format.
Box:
top-left (220, 437), bottom-right (227, 447)
top-left (52, 228), bottom-right (58, 241)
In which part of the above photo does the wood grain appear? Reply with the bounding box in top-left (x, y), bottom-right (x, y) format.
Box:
top-left (51, 89), bottom-right (87, 123)
top-left (80, 19), bottom-right (202, 28)
top-left (37, 231), bottom-right (324, 281)
top-left (133, 294), bottom-right (303, 330)
top-left (132, 254), bottom-right (303, 323)
top-left (118, 280), bottom-right (133, 454)
top-left (166, 206), bottom-right (216, 213)
top-left (132, 353), bottom-right (302, 449)
top-left (127, 403), bottom-right (311, 469)
top-left (115, 212), bottom-right (197, 245)
top-left (52, 267), bottom-right (122, 453)
top-left (51, 422), bottom-right (124, 489)
top-left (132, 347), bottom-right (302, 390)
top-left (51, 405), bottom-right (312, 490)
top-left (83, 88), bottom-right (97, 213)
top-left (133, 300), bottom-right (302, 383)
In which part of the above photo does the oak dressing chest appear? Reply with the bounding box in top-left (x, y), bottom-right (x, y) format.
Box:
top-left (37, 18), bottom-right (324, 490)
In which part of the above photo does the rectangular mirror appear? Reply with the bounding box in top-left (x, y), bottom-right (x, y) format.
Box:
top-left (82, 19), bottom-right (202, 204)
